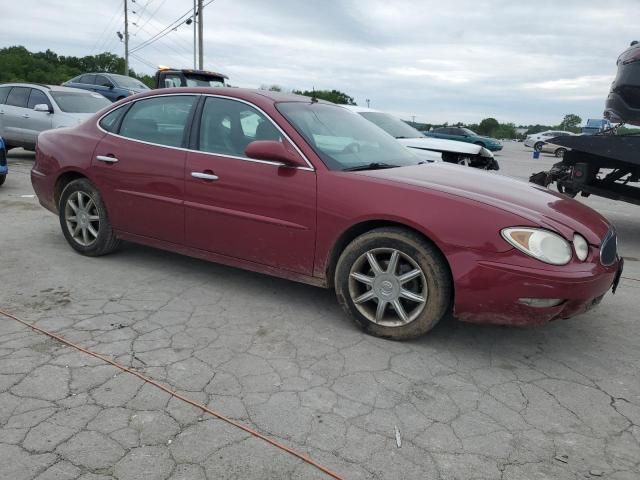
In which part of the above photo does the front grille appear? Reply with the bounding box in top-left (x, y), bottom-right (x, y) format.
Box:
top-left (600, 228), bottom-right (618, 266)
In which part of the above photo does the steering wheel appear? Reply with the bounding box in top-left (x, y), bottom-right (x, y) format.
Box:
top-left (342, 142), bottom-right (361, 154)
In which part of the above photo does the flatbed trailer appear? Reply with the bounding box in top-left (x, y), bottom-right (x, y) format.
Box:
top-left (530, 133), bottom-right (640, 205)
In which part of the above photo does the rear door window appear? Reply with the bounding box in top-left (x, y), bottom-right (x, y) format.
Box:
top-left (27, 89), bottom-right (51, 110)
top-left (95, 75), bottom-right (113, 88)
top-left (119, 95), bottom-right (197, 147)
top-left (79, 74), bottom-right (96, 85)
top-left (5, 87), bottom-right (30, 108)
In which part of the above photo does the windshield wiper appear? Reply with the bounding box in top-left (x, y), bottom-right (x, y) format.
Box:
top-left (343, 162), bottom-right (400, 171)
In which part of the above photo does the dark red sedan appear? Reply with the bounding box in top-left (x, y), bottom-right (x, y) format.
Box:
top-left (31, 88), bottom-right (622, 339)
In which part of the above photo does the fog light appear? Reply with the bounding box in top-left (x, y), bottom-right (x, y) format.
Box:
top-left (518, 298), bottom-right (564, 308)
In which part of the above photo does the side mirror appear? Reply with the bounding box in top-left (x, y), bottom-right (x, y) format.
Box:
top-left (245, 140), bottom-right (307, 167)
top-left (34, 104), bottom-right (52, 113)
top-left (108, 84), bottom-right (114, 90)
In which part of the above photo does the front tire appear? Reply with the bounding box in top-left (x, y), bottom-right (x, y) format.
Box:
top-left (59, 178), bottom-right (120, 256)
top-left (0, 175), bottom-right (5, 187)
top-left (534, 141), bottom-right (544, 152)
top-left (334, 228), bottom-right (452, 340)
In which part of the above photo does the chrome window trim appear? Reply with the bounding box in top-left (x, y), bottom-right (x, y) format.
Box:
top-left (95, 92), bottom-right (315, 172)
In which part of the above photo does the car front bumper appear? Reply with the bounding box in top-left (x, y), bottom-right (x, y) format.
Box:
top-left (487, 144), bottom-right (503, 152)
top-left (449, 247), bottom-right (620, 326)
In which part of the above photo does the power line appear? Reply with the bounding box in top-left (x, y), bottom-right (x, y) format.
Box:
top-left (130, 0), bottom-right (215, 54)
top-left (92, 3), bottom-right (125, 54)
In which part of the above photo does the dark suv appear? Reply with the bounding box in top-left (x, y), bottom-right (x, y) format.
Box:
top-left (63, 73), bottom-right (149, 102)
top-left (605, 40), bottom-right (640, 125)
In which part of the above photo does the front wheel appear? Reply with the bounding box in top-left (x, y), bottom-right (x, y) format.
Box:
top-left (334, 228), bottom-right (452, 340)
top-left (534, 141), bottom-right (544, 152)
top-left (0, 175), bottom-right (5, 187)
top-left (59, 178), bottom-right (120, 256)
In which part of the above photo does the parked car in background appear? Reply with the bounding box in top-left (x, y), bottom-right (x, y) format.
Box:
top-left (0, 83), bottom-right (111, 151)
top-left (604, 40), bottom-right (640, 124)
top-left (0, 136), bottom-right (7, 186)
top-left (524, 130), bottom-right (575, 150)
top-left (539, 142), bottom-right (569, 157)
top-left (424, 126), bottom-right (503, 151)
top-left (63, 73), bottom-right (149, 102)
top-left (345, 106), bottom-right (498, 169)
top-left (581, 118), bottom-right (612, 135)
top-left (154, 66), bottom-right (227, 88)
top-left (31, 88), bottom-right (622, 340)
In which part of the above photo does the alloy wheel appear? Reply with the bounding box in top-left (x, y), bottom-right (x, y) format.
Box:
top-left (348, 248), bottom-right (428, 327)
top-left (64, 191), bottom-right (100, 247)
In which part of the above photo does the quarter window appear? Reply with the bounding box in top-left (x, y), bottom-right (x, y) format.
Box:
top-left (198, 97), bottom-right (282, 157)
top-left (0, 86), bottom-right (10, 104)
top-left (99, 106), bottom-right (126, 133)
top-left (5, 87), bottom-right (30, 108)
top-left (27, 89), bottom-right (51, 110)
top-left (119, 95), bottom-right (196, 147)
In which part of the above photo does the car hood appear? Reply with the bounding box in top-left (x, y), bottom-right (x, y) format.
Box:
top-left (358, 163), bottom-right (611, 245)
top-left (396, 137), bottom-right (493, 157)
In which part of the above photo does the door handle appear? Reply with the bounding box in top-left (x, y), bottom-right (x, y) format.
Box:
top-left (22, 114), bottom-right (30, 118)
top-left (191, 171), bottom-right (219, 181)
top-left (96, 155), bottom-right (119, 163)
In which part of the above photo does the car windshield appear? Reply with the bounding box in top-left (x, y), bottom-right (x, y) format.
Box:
top-left (460, 128), bottom-right (477, 136)
top-left (277, 102), bottom-right (422, 170)
top-left (112, 75), bottom-right (149, 90)
top-left (50, 92), bottom-right (111, 113)
top-left (358, 111), bottom-right (424, 139)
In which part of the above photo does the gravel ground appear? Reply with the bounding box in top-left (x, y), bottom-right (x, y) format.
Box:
top-left (0, 142), bottom-right (638, 480)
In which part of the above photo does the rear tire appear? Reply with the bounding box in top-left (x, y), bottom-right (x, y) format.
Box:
top-left (0, 175), bottom-right (5, 187)
top-left (59, 178), bottom-right (120, 256)
top-left (334, 227), bottom-right (452, 340)
top-left (555, 148), bottom-right (567, 158)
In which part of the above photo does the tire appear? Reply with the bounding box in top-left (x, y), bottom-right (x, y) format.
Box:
top-left (534, 141), bottom-right (544, 152)
top-left (58, 178), bottom-right (120, 256)
top-left (0, 175), bottom-right (5, 187)
top-left (334, 227), bottom-right (452, 340)
top-left (555, 148), bottom-right (567, 158)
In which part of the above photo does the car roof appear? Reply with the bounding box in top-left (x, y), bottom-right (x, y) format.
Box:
top-left (0, 83), bottom-right (94, 94)
top-left (125, 87), bottom-right (335, 105)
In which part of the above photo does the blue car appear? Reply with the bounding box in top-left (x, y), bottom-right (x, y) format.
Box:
top-left (0, 136), bottom-right (7, 187)
top-left (62, 73), bottom-right (149, 102)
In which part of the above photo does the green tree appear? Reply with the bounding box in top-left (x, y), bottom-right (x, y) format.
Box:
top-left (292, 89), bottom-right (356, 105)
top-left (0, 45), bottom-right (150, 87)
top-left (477, 117), bottom-right (500, 136)
top-left (559, 114), bottom-right (582, 133)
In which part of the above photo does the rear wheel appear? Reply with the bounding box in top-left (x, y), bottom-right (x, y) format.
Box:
top-left (555, 147), bottom-right (567, 158)
top-left (59, 178), bottom-right (120, 256)
top-left (335, 228), bottom-right (452, 340)
top-left (0, 175), bottom-right (5, 187)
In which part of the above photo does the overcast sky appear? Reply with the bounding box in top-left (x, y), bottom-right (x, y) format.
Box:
top-left (3, 0), bottom-right (638, 125)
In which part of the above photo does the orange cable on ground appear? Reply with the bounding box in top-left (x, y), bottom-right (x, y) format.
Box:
top-left (0, 308), bottom-right (344, 480)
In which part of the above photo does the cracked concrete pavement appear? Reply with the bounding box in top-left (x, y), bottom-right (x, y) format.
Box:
top-left (1, 143), bottom-right (639, 479)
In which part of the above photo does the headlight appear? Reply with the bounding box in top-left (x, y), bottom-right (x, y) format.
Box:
top-left (502, 227), bottom-right (572, 265)
top-left (573, 233), bottom-right (589, 261)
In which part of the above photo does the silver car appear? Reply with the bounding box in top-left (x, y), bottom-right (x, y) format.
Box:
top-left (0, 83), bottom-right (111, 151)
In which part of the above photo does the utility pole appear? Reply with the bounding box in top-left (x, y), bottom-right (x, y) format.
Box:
top-left (197, 0), bottom-right (204, 69)
top-left (124, 0), bottom-right (129, 76)
top-left (193, 0), bottom-right (197, 68)
top-left (366, 98), bottom-right (370, 108)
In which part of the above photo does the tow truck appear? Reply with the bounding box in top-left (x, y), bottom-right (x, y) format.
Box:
top-left (530, 41), bottom-right (640, 206)
top-left (154, 66), bottom-right (228, 89)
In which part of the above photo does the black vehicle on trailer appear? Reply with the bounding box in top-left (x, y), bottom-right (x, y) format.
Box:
top-left (530, 40), bottom-right (640, 206)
